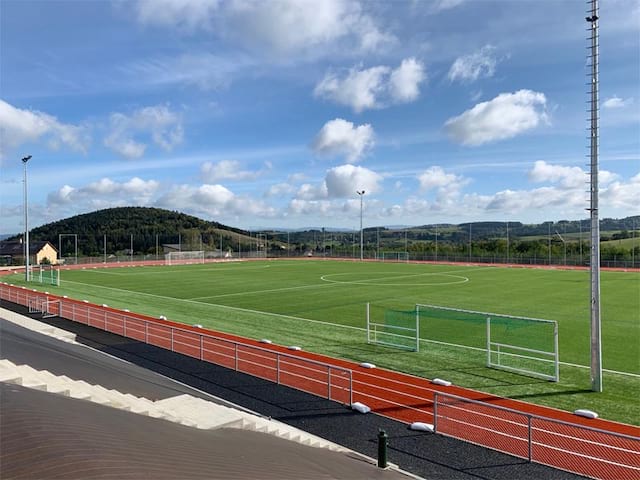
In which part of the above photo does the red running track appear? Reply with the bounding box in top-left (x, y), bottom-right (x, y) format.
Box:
top-left (1, 280), bottom-right (638, 480)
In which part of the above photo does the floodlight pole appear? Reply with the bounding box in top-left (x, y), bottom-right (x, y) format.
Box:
top-left (357, 190), bottom-right (365, 261)
top-left (22, 155), bottom-right (32, 282)
top-left (587, 0), bottom-right (602, 392)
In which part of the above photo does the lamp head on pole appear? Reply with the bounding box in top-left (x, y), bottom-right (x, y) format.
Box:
top-left (22, 155), bottom-right (32, 163)
top-left (356, 190), bottom-right (365, 196)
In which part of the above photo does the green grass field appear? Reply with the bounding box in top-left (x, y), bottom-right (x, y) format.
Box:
top-left (15, 259), bottom-right (640, 425)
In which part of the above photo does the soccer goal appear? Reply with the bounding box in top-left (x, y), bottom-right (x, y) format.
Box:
top-left (366, 303), bottom-right (419, 352)
top-left (165, 251), bottom-right (205, 265)
top-left (379, 251), bottom-right (409, 262)
top-left (416, 304), bottom-right (559, 382)
top-left (30, 265), bottom-right (60, 286)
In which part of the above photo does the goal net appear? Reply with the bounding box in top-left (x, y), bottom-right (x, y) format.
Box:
top-left (379, 251), bottom-right (409, 262)
top-left (165, 251), bottom-right (205, 266)
top-left (366, 303), bottom-right (419, 352)
top-left (31, 265), bottom-right (60, 286)
top-left (416, 304), bottom-right (559, 382)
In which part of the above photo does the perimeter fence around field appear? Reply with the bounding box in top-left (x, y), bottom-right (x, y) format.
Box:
top-left (1, 281), bottom-right (639, 480)
top-left (434, 392), bottom-right (640, 480)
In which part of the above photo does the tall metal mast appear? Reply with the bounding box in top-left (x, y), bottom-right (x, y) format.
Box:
top-left (586, 0), bottom-right (602, 392)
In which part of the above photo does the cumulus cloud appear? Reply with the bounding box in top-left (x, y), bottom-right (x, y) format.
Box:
top-left (312, 118), bottom-right (374, 162)
top-left (0, 99), bottom-right (89, 157)
top-left (314, 58), bottom-right (426, 112)
top-left (528, 160), bottom-right (589, 189)
top-left (418, 166), bottom-right (470, 204)
top-left (324, 164), bottom-right (382, 198)
top-left (104, 104), bottom-right (183, 159)
top-left (602, 95), bottom-right (634, 109)
top-left (47, 177), bottom-right (159, 208)
top-left (448, 45), bottom-right (500, 83)
top-left (444, 90), bottom-right (548, 146)
top-left (200, 160), bottom-right (265, 182)
top-left (157, 183), bottom-right (275, 218)
top-left (132, 0), bottom-right (394, 55)
top-left (389, 58), bottom-right (426, 103)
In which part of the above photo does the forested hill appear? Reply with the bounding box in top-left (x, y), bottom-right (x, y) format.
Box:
top-left (13, 207), bottom-right (248, 255)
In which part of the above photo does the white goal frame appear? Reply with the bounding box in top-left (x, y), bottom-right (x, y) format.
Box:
top-left (416, 304), bottom-right (559, 382)
top-left (379, 251), bottom-right (409, 263)
top-left (165, 250), bottom-right (205, 266)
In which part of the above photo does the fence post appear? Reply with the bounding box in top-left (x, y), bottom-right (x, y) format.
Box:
top-left (200, 335), bottom-right (203, 361)
top-left (327, 367), bottom-right (331, 400)
top-left (276, 355), bottom-right (280, 384)
top-left (234, 344), bottom-right (238, 371)
top-left (123, 315), bottom-right (127, 337)
top-left (433, 392), bottom-right (438, 433)
top-left (171, 328), bottom-right (174, 351)
top-left (528, 415), bottom-right (533, 462)
top-left (145, 322), bottom-right (148, 343)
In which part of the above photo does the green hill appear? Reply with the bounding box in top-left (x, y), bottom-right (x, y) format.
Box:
top-left (11, 207), bottom-right (251, 256)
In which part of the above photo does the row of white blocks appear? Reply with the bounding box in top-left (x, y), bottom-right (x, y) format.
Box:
top-left (0, 359), bottom-right (347, 452)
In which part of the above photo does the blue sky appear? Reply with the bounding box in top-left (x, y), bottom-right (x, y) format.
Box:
top-left (1, 0), bottom-right (638, 235)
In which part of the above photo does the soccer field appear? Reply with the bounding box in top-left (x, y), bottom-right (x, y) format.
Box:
top-left (18, 259), bottom-right (640, 424)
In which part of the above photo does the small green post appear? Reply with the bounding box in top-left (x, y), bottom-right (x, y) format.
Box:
top-left (377, 429), bottom-right (388, 468)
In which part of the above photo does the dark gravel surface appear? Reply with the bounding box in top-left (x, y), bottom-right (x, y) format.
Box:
top-left (1, 302), bottom-right (588, 480)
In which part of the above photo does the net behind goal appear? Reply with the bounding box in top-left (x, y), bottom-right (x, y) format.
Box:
top-left (416, 304), bottom-right (559, 382)
top-left (366, 303), bottom-right (419, 351)
top-left (30, 265), bottom-right (60, 286)
top-left (165, 251), bottom-right (205, 265)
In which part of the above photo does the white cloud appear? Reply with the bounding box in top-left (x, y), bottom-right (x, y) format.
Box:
top-left (104, 105), bottom-right (183, 159)
top-left (324, 164), bottom-right (382, 198)
top-left (389, 58), bottom-right (427, 103)
top-left (445, 90), bottom-right (548, 146)
top-left (430, 0), bottom-right (467, 12)
top-left (265, 182), bottom-right (296, 197)
top-left (157, 183), bottom-right (275, 218)
top-left (200, 160), bottom-right (264, 182)
top-left (602, 95), bottom-right (634, 109)
top-left (314, 65), bottom-right (389, 113)
top-left (312, 118), bottom-right (375, 162)
top-left (296, 183), bottom-right (329, 200)
top-left (601, 173), bottom-right (640, 210)
top-left (418, 166), bottom-right (470, 204)
top-left (528, 160), bottom-right (589, 189)
top-left (0, 99), bottom-right (89, 157)
top-left (448, 45), bottom-right (500, 83)
top-left (314, 58), bottom-right (426, 112)
top-left (132, 0), bottom-right (394, 55)
top-left (47, 177), bottom-right (159, 208)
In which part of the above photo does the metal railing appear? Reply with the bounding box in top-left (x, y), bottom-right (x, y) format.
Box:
top-left (434, 391), bottom-right (640, 480)
top-left (0, 283), bottom-right (352, 406)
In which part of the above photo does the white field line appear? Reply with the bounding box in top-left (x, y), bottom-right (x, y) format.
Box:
top-left (76, 265), bottom-right (272, 276)
top-left (60, 279), bottom-right (365, 332)
top-left (188, 281), bottom-right (341, 301)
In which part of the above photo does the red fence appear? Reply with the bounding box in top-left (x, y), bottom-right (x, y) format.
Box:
top-left (434, 392), bottom-right (640, 480)
top-left (1, 281), bottom-right (639, 480)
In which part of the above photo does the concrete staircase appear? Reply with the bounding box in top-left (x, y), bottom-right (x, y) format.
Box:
top-left (0, 359), bottom-right (347, 452)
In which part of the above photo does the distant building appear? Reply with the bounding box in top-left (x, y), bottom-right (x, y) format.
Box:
top-left (0, 240), bottom-right (59, 266)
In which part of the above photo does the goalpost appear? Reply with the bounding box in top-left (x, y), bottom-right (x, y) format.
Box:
top-left (366, 302), bottom-right (559, 381)
top-left (416, 304), bottom-right (559, 382)
top-left (379, 251), bottom-right (409, 262)
top-left (164, 251), bottom-right (205, 266)
top-left (30, 265), bottom-right (60, 286)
